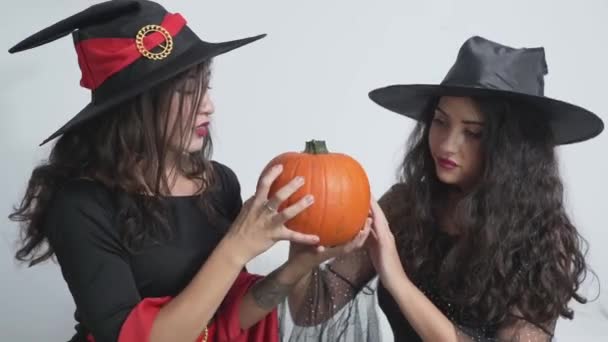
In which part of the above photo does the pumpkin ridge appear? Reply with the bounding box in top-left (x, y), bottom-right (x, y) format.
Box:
top-left (295, 154), bottom-right (312, 235)
top-left (318, 155), bottom-right (327, 241)
top-left (289, 153), bottom-right (304, 209)
top-left (333, 154), bottom-right (347, 245)
top-left (307, 156), bottom-right (320, 238)
top-left (339, 155), bottom-right (352, 242)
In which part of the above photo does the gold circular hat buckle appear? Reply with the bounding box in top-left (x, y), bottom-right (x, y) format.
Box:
top-left (135, 24), bottom-right (173, 60)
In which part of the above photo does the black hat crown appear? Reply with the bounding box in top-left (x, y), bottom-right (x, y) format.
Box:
top-left (442, 36), bottom-right (548, 97)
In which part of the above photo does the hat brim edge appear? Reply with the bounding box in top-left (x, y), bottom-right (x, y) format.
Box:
top-left (368, 84), bottom-right (604, 145)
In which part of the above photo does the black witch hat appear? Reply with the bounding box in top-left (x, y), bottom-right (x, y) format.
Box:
top-left (369, 36), bottom-right (604, 144)
top-left (9, 0), bottom-right (266, 146)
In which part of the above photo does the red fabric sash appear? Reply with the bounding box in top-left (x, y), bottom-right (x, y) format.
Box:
top-left (75, 13), bottom-right (186, 90)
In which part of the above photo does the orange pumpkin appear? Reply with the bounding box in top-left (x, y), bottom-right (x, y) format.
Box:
top-left (264, 140), bottom-right (371, 246)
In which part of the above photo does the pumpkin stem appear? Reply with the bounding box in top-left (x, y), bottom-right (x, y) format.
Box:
top-left (304, 140), bottom-right (329, 154)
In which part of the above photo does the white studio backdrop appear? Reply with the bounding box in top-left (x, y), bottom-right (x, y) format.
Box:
top-left (1, 0), bottom-right (606, 340)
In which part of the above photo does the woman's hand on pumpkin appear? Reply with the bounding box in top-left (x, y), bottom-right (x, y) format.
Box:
top-left (366, 198), bottom-right (406, 288)
top-left (286, 220), bottom-right (372, 273)
top-left (224, 164), bottom-right (320, 265)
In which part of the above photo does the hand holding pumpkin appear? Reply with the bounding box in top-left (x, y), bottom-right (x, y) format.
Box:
top-left (366, 198), bottom-right (406, 290)
top-left (224, 163), bottom-right (321, 265)
top-left (287, 218), bottom-right (372, 272)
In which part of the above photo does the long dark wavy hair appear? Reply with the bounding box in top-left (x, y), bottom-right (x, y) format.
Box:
top-left (379, 96), bottom-right (591, 331)
top-left (10, 60), bottom-right (219, 266)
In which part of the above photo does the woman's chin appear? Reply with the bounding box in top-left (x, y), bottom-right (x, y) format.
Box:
top-left (186, 139), bottom-right (205, 153)
top-left (436, 170), bottom-right (460, 185)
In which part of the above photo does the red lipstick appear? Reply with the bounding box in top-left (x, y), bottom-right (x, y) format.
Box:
top-left (195, 123), bottom-right (209, 137)
top-left (437, 157), bottom-right (458, 170)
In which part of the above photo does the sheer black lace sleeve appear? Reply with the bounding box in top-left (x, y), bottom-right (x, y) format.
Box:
top-left (278, 248), bottom-right (381, 341)
top-left (455, 315), bottom-right (556, 342)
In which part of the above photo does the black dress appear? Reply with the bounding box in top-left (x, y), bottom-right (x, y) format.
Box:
top-left (377, 272), bottom-right (497, 341)
top-left (376, 231), bottom-right (554, 342)
top-left (43, 161), bottom-right (242, 342)
top-left (375, 232), bottom-right (487, 341)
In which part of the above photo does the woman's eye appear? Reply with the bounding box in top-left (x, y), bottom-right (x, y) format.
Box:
top-left (465, 130), bottom-right (482, 138)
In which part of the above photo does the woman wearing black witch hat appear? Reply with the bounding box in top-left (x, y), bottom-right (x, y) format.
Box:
top-left (7, 1), bottom-right (370, 341)
top-left (283, 36), bottom-right (604, 341)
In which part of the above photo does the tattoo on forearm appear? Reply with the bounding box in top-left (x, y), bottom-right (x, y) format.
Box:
top-left (251, 268), bottom-right (295, 310)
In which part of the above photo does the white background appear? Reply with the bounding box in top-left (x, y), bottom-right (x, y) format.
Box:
top-left (1, 0), bottom-right (606, 340)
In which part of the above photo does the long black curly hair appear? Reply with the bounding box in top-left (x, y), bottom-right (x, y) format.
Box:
top-left (9, 60), bottom-right (220, 266)
top-left (379, 95), bottom-right (591, 331)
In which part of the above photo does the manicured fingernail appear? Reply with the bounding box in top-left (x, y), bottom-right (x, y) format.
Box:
top-left (296, 176), bottom-right (304, 184)
top-left (305, 195), bottom-right (314, 204)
